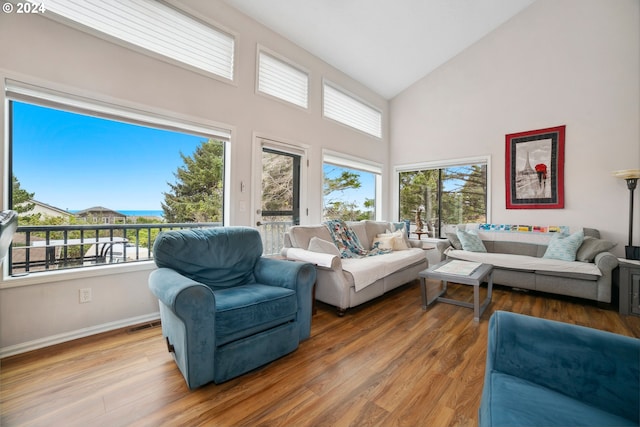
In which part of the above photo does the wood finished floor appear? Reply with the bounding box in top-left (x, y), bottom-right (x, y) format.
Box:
top-left (2, 280), bottom-right (639, 427)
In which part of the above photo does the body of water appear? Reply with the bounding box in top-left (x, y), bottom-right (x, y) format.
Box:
top-left (118, 210), bottom-right (164, 217)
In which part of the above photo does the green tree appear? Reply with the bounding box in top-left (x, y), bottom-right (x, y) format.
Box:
top-left (11, 175), bottom-right (35, 216)
top-left (161, 139), bottom-right (224, 223)
top-left (323, 168), bottom-right (368, 221)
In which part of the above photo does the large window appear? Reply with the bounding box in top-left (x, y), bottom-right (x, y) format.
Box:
top-left (398, 159), bottom-right (488, 238)
top-left (323, 152), bottom-right (381, 221)
top-left (6, 81), bottom-right (229, 276)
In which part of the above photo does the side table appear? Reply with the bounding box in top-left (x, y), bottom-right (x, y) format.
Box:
top-left (618, 258), bottom-right (640, 317)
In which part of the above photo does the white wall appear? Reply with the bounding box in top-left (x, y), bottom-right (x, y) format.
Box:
top-left (390, 0), bottom-right (640, 257)
top-left (0, 0), bottom-right (389, 354)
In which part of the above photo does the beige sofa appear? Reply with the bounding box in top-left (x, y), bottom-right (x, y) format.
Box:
top-left (281, 220), bottom-right (430, 315)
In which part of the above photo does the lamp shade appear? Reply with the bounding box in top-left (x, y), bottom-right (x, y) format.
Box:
top-left (612, 169), bottom-right (640, 180)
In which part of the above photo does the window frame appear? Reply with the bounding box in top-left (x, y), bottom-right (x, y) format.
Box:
top-left (322, 150), bottom-right (382, 222)
top-left (394, 155), bottom-right (492, 237)
top-left (2, 79), bottom-right (232, 287)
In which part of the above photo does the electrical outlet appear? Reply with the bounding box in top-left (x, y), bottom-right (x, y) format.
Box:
top-left (79, 288), bottom-right (92, 303)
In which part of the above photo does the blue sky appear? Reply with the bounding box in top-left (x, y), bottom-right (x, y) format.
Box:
top-left (12, 101), bottom-right (376, 213)
top-left (322, 164), bottom-right (375, 211)
top-left (12, 102), bottom-right (206, 211)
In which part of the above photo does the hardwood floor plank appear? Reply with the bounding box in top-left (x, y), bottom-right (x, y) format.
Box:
top-left (2, 282), bottom-right (639, 427)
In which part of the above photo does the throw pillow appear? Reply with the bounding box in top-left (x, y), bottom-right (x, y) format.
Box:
top-left (308, 236), bottom-right (341, 257)
top-left (392, 230), bottom-right (410, 250)
top-left (372, 234), bottom-right (395, 251)
top-left (543, 230), bottom-right (584, 262)
top-left (446, 232), bottom-right (463, 250)
top-left (390, 221), bottom-right (412, 248)
top-left (456, 230), bottom-right (487, 252)
top-left (576, 236), bottom-right (616, 262)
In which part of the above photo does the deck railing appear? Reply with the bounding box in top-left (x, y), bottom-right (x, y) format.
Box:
top-left (8, 221), bottom-right (291, 276)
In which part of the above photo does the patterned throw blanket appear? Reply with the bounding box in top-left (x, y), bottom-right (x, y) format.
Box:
top-left (324, 219), bottom-right (391, 259)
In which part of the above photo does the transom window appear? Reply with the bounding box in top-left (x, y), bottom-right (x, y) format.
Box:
top-left (322, 81), bottom-right (382, 138)
top-left (257, 49), bottom-right (309, 109)
top-left (40, 0), bottom-right (235, 81)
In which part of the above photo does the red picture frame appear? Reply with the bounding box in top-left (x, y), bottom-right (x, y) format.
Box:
top-left (505, 125), bottom-right (565, 209)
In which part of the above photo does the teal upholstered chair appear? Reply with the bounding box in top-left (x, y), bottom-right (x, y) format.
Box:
top-left (479, 311), bottom-right (640, 427)
top-left (148, 227), bottom-right (316, 389)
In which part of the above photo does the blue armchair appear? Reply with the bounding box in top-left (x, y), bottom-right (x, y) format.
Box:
top-left (148, 226), bottom-right (316, 389)
top-left (479, 311), bottom-right (640, 427)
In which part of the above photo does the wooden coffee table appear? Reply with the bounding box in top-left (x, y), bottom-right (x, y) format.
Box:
top-left (419, 259), bottom-right (494, 322)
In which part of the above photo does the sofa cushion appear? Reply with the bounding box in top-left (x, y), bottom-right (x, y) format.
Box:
top-left (445, 250), bottom-right (602, 276)
top-left (446, 232), bottom-right (463, 249)
top-left (484, 372), bottom-right (636, 427)
top-left (457, 230), bottom-right (487, 252)
top-left (308, 236), bottom-right (341, 257)
top-left (288, 225), bottom-right (333, 252)
top-left (214, 284), bottom-right (297, 346)
top-left (341, 248), bottom-right (426, 292)
top-left (491, 241), bottom-right (542, 257)
top-left (543, 231), bottom-right (584, 262)
top-left (576, 236), bottom-right (616, 262)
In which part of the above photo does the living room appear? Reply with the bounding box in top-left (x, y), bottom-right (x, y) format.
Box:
top-left (0, 0), bottom-right (638, 424)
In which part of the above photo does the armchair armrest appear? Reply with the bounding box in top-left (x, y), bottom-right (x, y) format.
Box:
top-left (486, 311), bottom-right (640, 423)
top-left (255, 257), bottom-right (316, 340)
top-left (148, 267), bottom-right (217, 389)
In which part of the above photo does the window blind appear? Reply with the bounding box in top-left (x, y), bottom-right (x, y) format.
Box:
top-left (37, 0), bottom-right (235, 81)
top-left (258, 51), bottom-right (308, 109)
top-left (323, 82), bottom-right (382, 138)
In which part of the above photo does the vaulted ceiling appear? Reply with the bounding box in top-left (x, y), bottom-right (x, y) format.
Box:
top-left (224, 0), bottom-right (536, 99)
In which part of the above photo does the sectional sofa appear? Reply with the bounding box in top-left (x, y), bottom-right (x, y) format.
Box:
top-left (281, 220), bottom-right (429, 315)
top-left (440, 224), bottom-right (619, 303)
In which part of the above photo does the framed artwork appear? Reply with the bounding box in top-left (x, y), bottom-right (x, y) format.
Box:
top-left (505, 125), bottom-right (565, 209)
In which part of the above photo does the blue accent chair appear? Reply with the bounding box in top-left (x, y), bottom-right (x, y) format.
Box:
top-left (148, 227), bottom-right (316, 389)
top-left (479, 311), bottom-right (640, 427)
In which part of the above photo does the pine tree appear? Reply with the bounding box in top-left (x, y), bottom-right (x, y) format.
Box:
top-left (161, 139), bottom-right (225, 223)
top-left (12, 175), bottom-right (35, 214)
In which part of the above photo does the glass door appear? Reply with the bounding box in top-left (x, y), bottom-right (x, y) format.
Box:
top-left (257, 147), bottom-right (301, 254)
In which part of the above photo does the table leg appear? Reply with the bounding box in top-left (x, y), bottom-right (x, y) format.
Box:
top-left (420, 277), bottom-right (428, 310)
top-left (474, 284), bottom-right (481, 322)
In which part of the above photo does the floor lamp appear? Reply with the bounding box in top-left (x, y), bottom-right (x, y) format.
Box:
top-left (613, 169), bottom-right (640, 260)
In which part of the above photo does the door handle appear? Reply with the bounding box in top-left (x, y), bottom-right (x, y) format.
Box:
top-left (256, 221), bottom-right (262, 226)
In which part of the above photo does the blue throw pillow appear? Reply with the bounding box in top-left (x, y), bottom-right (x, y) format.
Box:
top-left (456, 230), bottom-right (487, 252)
top-left (543, 230), bottom-right (584, 261)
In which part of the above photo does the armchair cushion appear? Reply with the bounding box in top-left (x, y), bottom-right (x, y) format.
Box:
top-left (214, 284), bottom-right (297, 346)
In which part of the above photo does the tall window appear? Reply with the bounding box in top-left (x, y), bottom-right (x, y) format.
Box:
top-left (323, 152), bottom-right (381, 221)
top-left (398, 160), bottom-right (488, 238)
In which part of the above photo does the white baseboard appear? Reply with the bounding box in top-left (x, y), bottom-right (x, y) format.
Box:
top-left (0, 312), bottom-right (161, 358)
